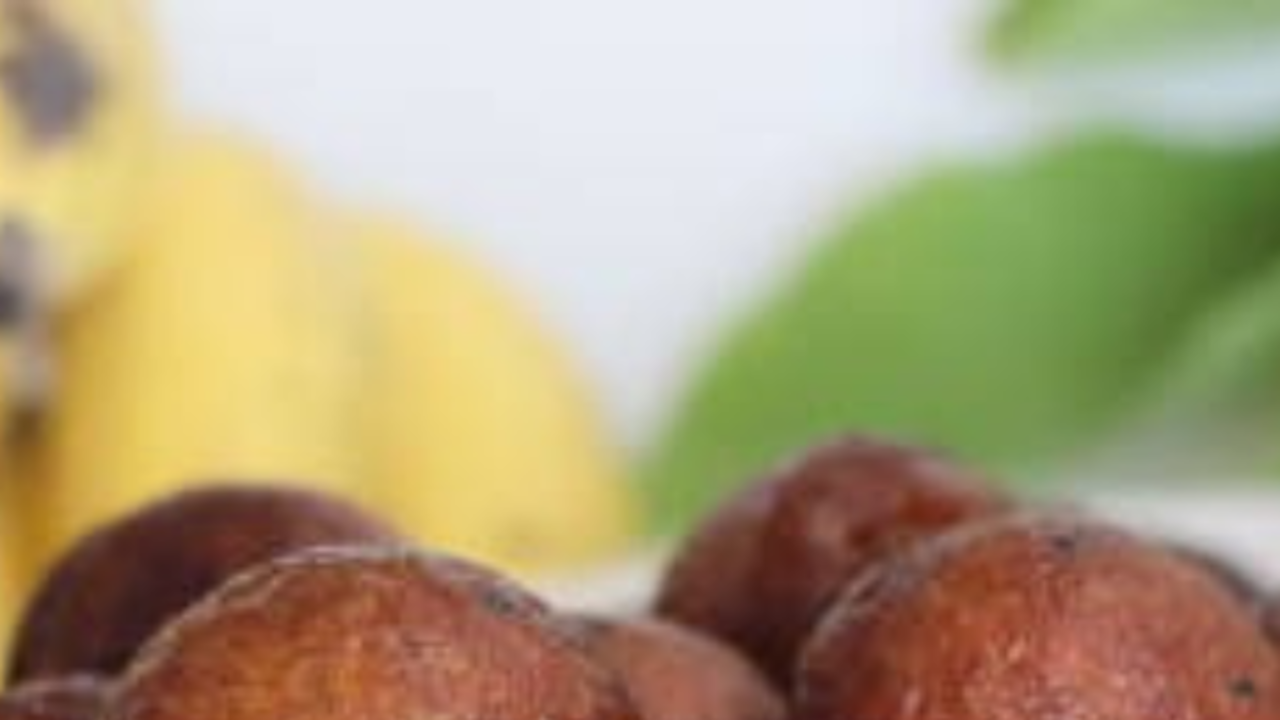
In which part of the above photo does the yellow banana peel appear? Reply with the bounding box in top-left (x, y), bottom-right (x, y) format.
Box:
top-left (353, 217), bottom-right (638, 576)
top-left (0, 0), bottom-right (158, 306)
top-left (30, 133), bottom-right (363, 564)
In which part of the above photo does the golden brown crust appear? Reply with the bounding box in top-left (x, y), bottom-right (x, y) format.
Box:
top-left (796, 513), bottom-right (1280, 720)
top-left (573, 616), bottom-right (784, 720)
top-left (654, 479), bottom-right (776, 669)
top-left (107, 547), bottom-right (639, 720)
top-left (0, 675), bottom-right (108, 720)
top-left (656, 436), bottom-right (1002, 683)
top-left (10, 485), bottom-right (400, 682)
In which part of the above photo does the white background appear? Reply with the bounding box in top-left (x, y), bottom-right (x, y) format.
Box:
top-left (154, 0), bottom-right (1280, 446)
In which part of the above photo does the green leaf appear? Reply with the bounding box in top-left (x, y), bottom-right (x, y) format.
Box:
top-left (1151, 255), bottom-right (1280, 415)
top-left (645, 133), bottom-right (1280, 533)
top-left (1110, 254), bottom-right (1280, 476)
top-left (989, 0), bottom-right (1280, 63)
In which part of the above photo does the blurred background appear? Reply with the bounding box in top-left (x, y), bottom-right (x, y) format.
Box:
top-left (155, 0), bottom-right (1280, 441)
top-left (3, 0), bottom-right (1280, 627)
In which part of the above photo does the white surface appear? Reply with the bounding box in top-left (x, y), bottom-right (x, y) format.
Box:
top-left (153, 1), bottom-right (1280, 444)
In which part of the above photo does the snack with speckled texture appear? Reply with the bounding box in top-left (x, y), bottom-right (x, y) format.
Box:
top-left (573, 616), bottom-right (783, 720)
top-left (106, 547), bottom-right (639, 720)
top-left (656, 436), bottom-right (1003, 682)
top-left (796, 514), bottom-right (1280, 720)
top-left (10, 485), bottom-right (399, 682)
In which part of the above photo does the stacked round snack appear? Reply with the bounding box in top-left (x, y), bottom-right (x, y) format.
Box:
top-left (655, 437), bottom-right (1005, 684)
top-left (655, 436), bottom-right (1280, 719)
top-left (0, 484), bottom-right (782, 720)
top-left (0, 434), bottom-right (1276, 720)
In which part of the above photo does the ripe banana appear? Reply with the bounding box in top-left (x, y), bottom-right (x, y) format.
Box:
top-left (0, 499), bottom-right (18, 664)
top-left (353, 217), bottom-right (637, 575)
top-left (0, 435), bottom-right (38, 666)
top-left (0, 559), bottom-right (16, 673)
top-left (0, 0), bottom-right (158, 441)
top-left (28, 133), bottom-right (363, 564)
top-left (0, 0), bottom-right (157, 305)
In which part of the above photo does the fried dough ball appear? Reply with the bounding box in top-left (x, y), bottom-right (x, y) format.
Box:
top-left (572, 616), bottom-right (783, 720)
top-left (105, 547), bottom-right (639, 720)
top-left (656, 436), bottom-right (1002, 682)
top-left (796, 514), bottom-right (1280, 720)
top-left (11, 485), bottom-right (399, 681)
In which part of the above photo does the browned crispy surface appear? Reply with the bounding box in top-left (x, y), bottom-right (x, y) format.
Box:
top-left (106, 547), bottom-right (639, 720)
top-left (0, 675), bottom-right (107, 720)
top-left (656, 436), bottom-right (1001, 683)
top-left (796, 514), bottom-right (1280, 720)
top-left (11, 485), bottom-right (399, 682)
top-left (574, 616), bottom-right (783, 720)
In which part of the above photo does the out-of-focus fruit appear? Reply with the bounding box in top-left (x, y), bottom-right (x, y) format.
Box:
top-left (0, 0), bottom-right (158, 430)
top-left (796, 514), bottom-right (1280, 720)
top-left (108, 547), bottom-right (640, 720)
top-left (352, 217), bottom-right (636, 575)
top-left (0, 504), bottom-right (20, 669)
top-left (656, 436), bottom-right (1002, 683)
top-left (0, 675), bottom-right (106, 720)
top-left (572, 615), bottom-right (783, 720)
top-left (9, 485), bottom-right (398, 682)
top-left (27, 134), bottom-right (364, 567)
top-left (0, 235), bottom-right (50, 427)
top-left (0, 0), bottom-right (156, 301)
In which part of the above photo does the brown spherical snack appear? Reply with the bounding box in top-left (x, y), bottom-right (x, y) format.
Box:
top-left (572, 616), bottom-right (784, 720)
top-left (0, 675), bottom-right (107, 720)
top-left (796, 514), bottom-right (1280, 720)
top-left (106, 547), bottom-right (639, 720)
top-left (656, 436), bottom-right (1002, 682)
top-left (11, 485), bottom-right (399, 683)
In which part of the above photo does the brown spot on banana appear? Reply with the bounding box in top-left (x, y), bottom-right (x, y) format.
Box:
top-left (0, 218), bottom-right (54, 429)
top-left (1, 0), bottom-right (97, 146)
